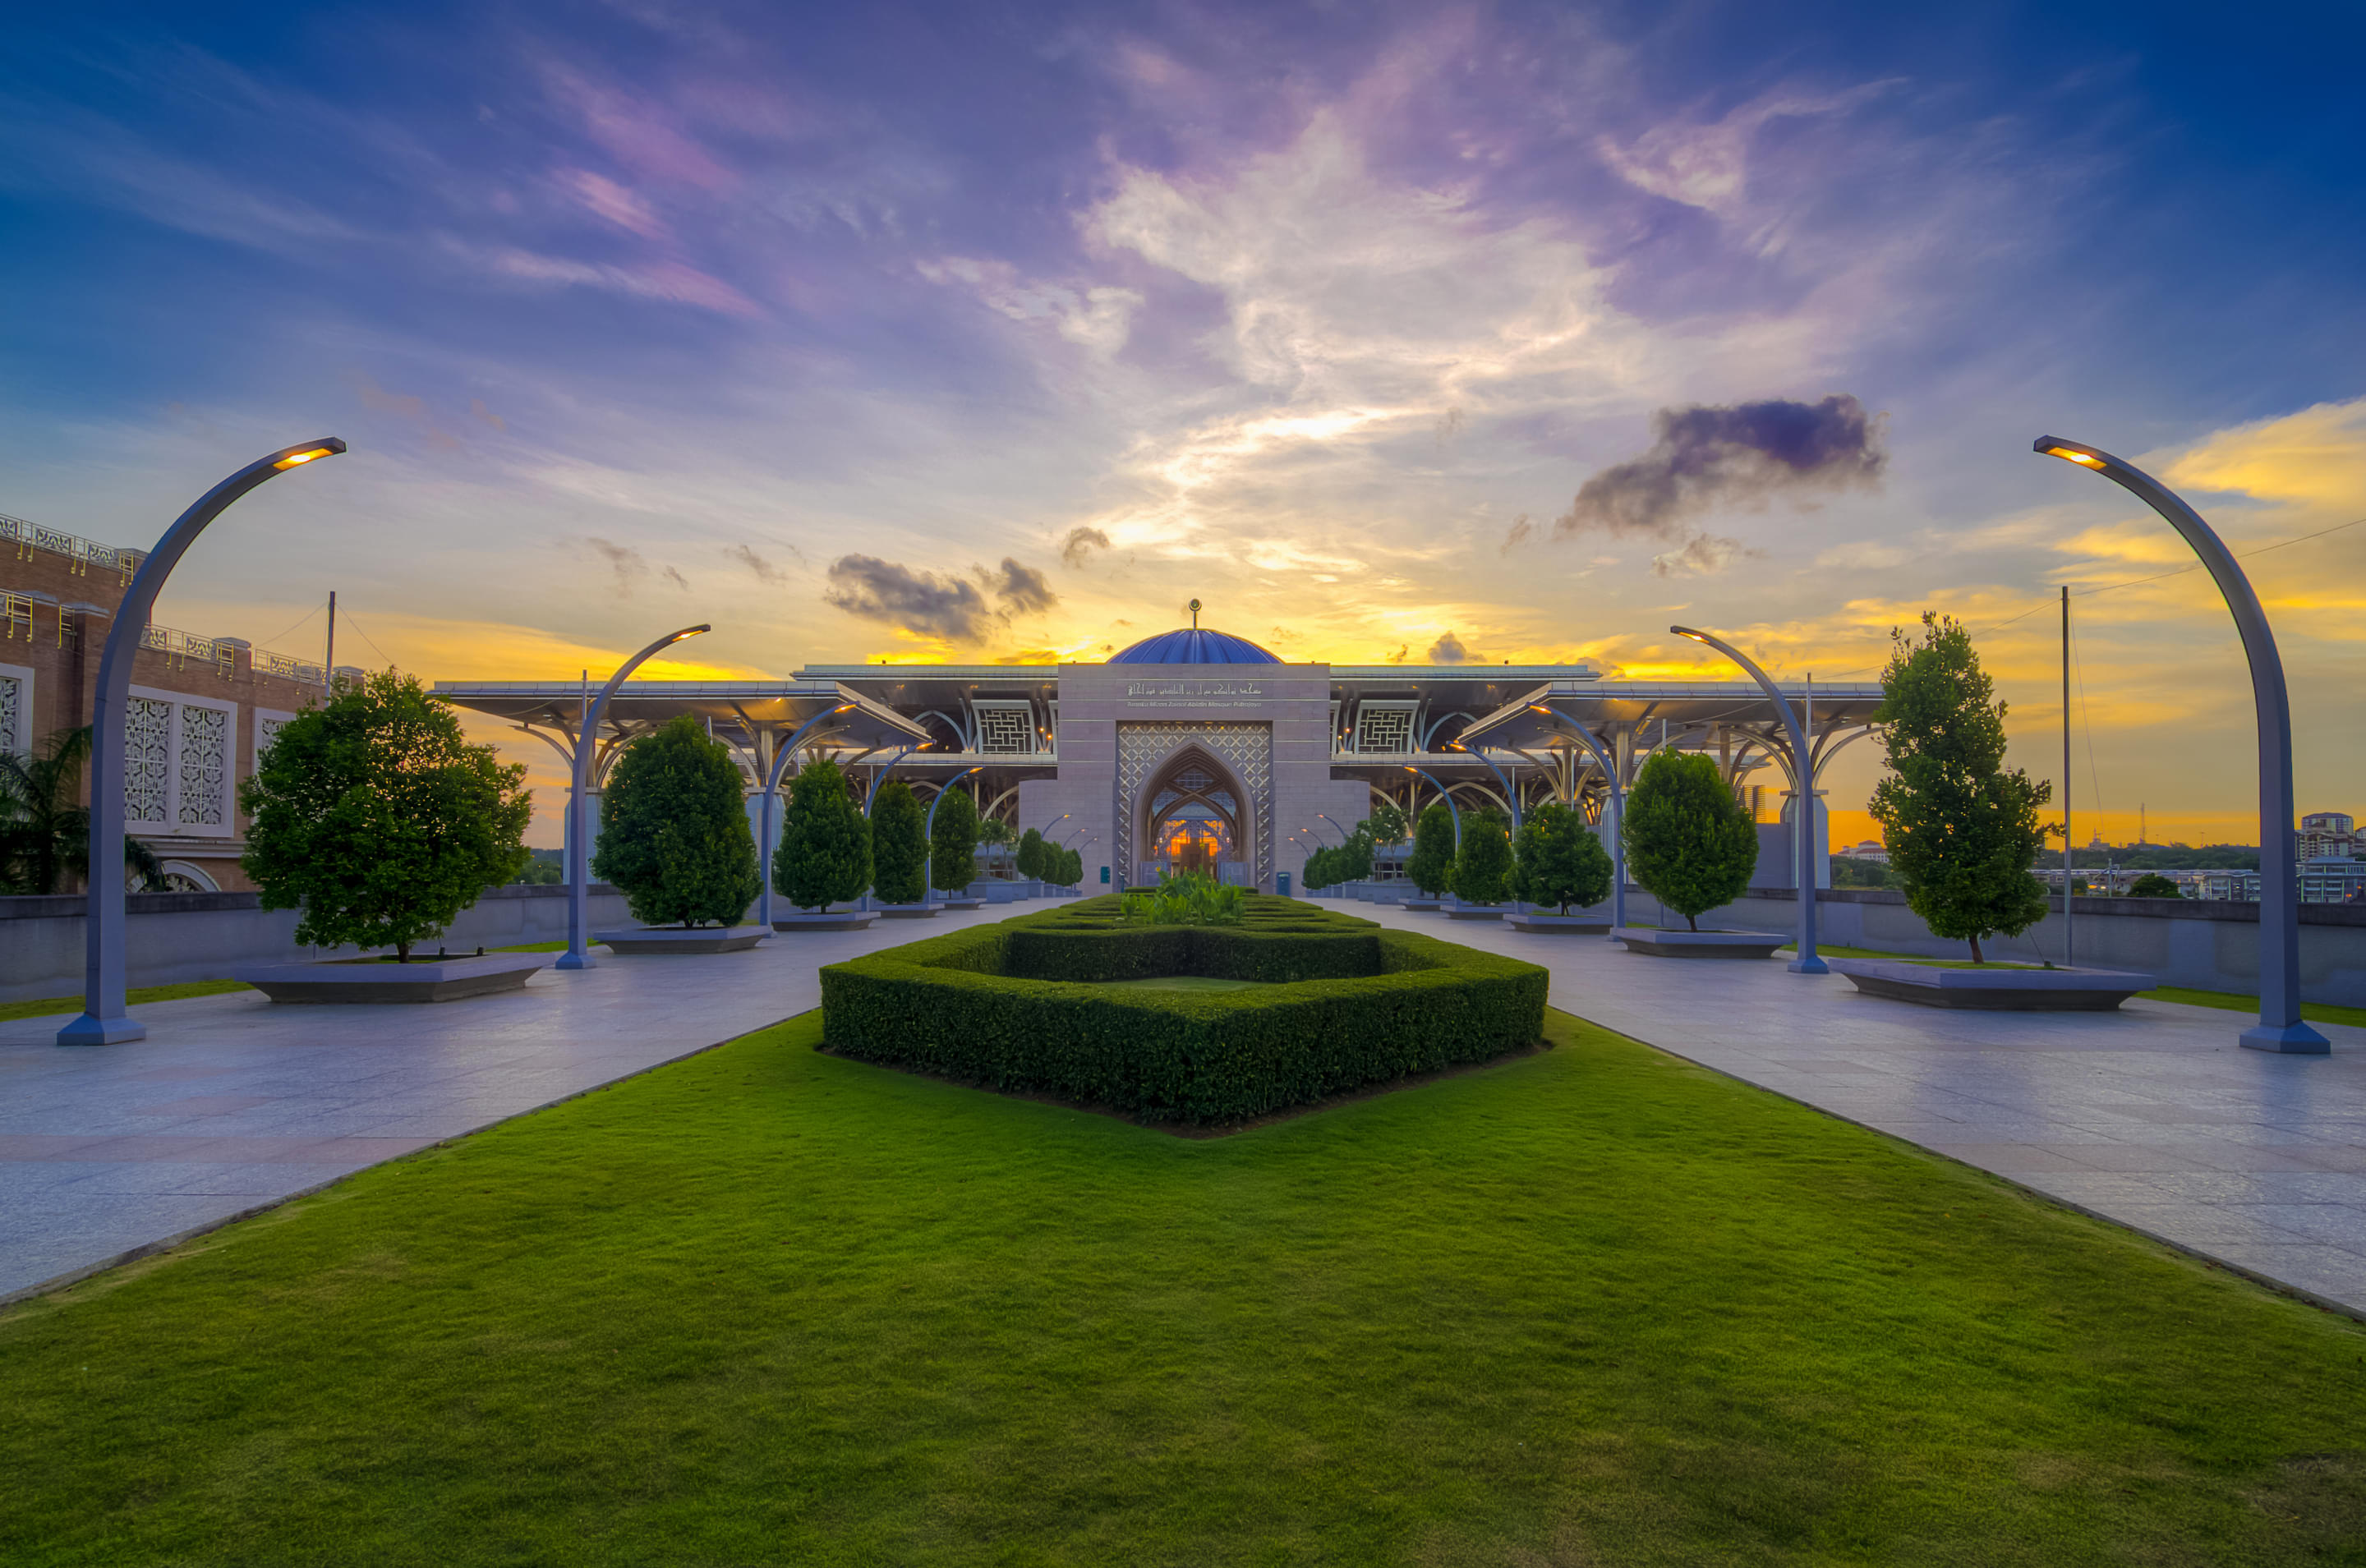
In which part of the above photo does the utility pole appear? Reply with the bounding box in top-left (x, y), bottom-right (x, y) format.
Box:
top-left (2062, 585), bottom-right (2073, 968)
top-left (324, 590), bottom-right (336, 692)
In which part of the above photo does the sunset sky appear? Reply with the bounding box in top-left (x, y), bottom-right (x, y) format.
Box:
top-left (5, 0), bottom-right (2362, 848)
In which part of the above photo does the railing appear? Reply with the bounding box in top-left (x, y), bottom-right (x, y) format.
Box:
top-left (256, 649), bottom-right (327, 684)
top-left (139, 623), bottom-right (237, 675)
top-left (2, 512), bottom-right (144, 581)
top-left (2, 591), bottom-right (31, 641)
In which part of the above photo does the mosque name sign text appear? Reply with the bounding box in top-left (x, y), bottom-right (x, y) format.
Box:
top-left (1124, 679), bottom-right (1268, 708)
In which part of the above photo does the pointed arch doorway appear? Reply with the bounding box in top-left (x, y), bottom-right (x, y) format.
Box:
top-left (1116, 722), bottom-right (1273, 890)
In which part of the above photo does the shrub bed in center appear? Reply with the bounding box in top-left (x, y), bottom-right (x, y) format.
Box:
top-left (821, 894), bottom-right (1548, 1125)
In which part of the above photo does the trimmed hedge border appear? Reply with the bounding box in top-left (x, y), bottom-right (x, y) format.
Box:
top-left (820, 894), bottom-right (1549, 1124)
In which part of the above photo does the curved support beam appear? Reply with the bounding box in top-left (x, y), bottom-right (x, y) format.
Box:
top-left (1401, 766), bottom-right (1461, 846)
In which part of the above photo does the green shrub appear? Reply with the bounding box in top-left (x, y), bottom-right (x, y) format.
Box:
top-left (870, 780), bottom-right (928, 905)
top-left (1511, 802), bottom-right (1613, 913)
top-left (1452, 810), bottom-right (1514, 904)
top-left (822, 898), bottom-right (1547, 1124)
top-left (1015, 827), bottom-right (1047, 881)
top-left (1623, 751), bottom-right (1756, 931)
top-left (2126, 872), bottom-right (2183, 899)
top-left (1406, 802), bottom-right (1456, 897)
top-left (241, 671), bottom-right (531, 959)
top-left (1120, 869), bottom-right (1245, 925)
top-left (593, 715), bottom-right (760, 929)
top-left (929, 786), bottom-right (979, 894)
top-left (777, 758), bottom-right (871, 912)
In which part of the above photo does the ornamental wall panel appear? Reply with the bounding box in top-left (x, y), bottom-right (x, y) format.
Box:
top-left (124, 697), bottom-right (173, 828)
top-left (1115, 721), bottom-right (1272, 889)
top-left (0, 661), bottom-right (30, 757)
top-left (124, 687), bottom-right (238, 837)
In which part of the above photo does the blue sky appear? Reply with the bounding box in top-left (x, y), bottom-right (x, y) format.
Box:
top-left (5, 0), bottom-right (2362, 844)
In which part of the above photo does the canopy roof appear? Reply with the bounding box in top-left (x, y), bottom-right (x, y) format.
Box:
top-left (431, 679), bottom-right (929, 765)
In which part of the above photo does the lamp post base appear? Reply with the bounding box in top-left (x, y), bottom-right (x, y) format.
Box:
top-left (553, 950), bottom-right (597, 972)
top-left (1788, 956), bottom-right (1830, 975)
top-left (2240, 1022), bottom-right (2331, 1055)
top-left (56, 1013), bottom-right (147, 1047)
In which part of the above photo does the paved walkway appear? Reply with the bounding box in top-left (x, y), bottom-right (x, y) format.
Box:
top-left (7, 901), bottom-right (2363, 1318)
top-left (0, 908), bottom-right (1014, 1302)
top-left (1353, 902), bottom-right (2366, 1317)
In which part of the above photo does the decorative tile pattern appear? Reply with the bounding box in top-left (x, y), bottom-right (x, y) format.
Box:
top-left (1354, 703), bottom-right (1415, 755)
top-left (973, 701), bottom-right (1038, 756)
top-left (177, 705), bottom-right (228, 826)
top-left (1116, 721), bottom-right (1272, 888)
top-left (124, 697), bottom-right (173, 826)
top-left (256, 715), bottom-right (288, 763)
top-left (0, 671), bottom-right (21, 756)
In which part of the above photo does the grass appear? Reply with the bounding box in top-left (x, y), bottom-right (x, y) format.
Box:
top-left (0, 943), bottom-right (572, 1024)
top-left (5, 1009), bottom-right (2364, 1564)
top-left (1787, 944), bottom-right (2366, 1027)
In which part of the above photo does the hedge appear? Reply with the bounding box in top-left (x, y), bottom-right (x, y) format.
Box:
top-left (819, 895), bottom-right (1549, 1124)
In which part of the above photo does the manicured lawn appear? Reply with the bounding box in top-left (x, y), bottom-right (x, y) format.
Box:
top-left (4, 1009), bottom-right (2363, 1565)
top-left (0, 979), bottom-right (251, 1023)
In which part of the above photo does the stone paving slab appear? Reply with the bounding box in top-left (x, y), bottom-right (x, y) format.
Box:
top-left (1350, 901), bottom-right (2366, 1318)
top-left (0, 908), bottom-right (1014, 1302)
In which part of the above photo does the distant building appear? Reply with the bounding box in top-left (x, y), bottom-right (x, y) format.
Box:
top-left (1837, 839), bottom-right (1889, 862)
top-left (2, 511), bottom-right (342, 892)
top-left (2299, 858), bottom-right (2366, 905)
top-left (2300, 812), bottom-right (2358, 860)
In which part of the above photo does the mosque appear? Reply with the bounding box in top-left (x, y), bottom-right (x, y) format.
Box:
top-left (438, 613), bottom-right (1879, 894)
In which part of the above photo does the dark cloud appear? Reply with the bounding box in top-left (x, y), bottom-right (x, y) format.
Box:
top-left (1650, 534), bottom-right (1749, 577)
top-left (825, 555), bottom-right (992, 641)
top-left (992, 557), bottom-right (1057, 614)
top-left (724, 543), bottom-right (789, 584)
top-left (1426, 631), bottom-right (1474, 664)
top-left (1555, 394), bottom-right (1885, 541)
top-left (1499, 513), bottom-right (1533, 554)
top-left (1385, 644), bottom-right (1410, 664)
top-left (661, 565), bottom-right (690, 591)
top-left (1061, 526), bottom-right (1111, 568)
top-left (587, 536), bottom-right (647, 595)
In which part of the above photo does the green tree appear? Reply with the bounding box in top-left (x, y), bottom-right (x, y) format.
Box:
top-left (1452, 809), bottom-right (1515, 904)
top-left (1300, 845), bottom-right (1335, 890)
top-left (1868, 614), bottom-right (2052, 963)
top-left (240, 672), bottom-right (531, 959)
top-left (1015, 826), bottom-right (1047, 881)
top-left (1623, 750), bottom-right (1756, 931)
top-left (1363, 802), bottom-right (1409, 847)
top-left (1056, 844), bottom-right (1084, 888)
top-left (776, 757), bottom-right (871, 912)
top-left (0, 725), bottom-right (166, 894)
top-left (870, 780), bottom-right (929, 904)
top-left (592, 714), bottom-right (759, 929)
top-left (2127, 872), bottom-right (2183, 899)
top-left (1509, 802), bottom-right (1613, 913)
top-left (1333, 830), bottom-right (1374, 884)
top-left (929, 786), bottom-right (979, 894)
top-left (978, 815), bottom-right (1015, 876)
top-left (1406, 802), bottom-right (1457, 897)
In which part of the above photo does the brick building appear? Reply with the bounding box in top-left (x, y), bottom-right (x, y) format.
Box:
top-left (2, 512), bottom-right (352, 892)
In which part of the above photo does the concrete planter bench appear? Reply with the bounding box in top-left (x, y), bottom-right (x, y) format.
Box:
top-left (772, 911), bottom-right (878, 932)
top-left (1613, 927), bottom-right (1787, 959)
top-left (937, 896), bottom-right (987, 911)
top-left (1447, 904), bottom-right (1506, 920)
top-left (233, 953), bottom-right (548, 1004)
top-left (593, 926), bottom-right (771, 954)
top-left (1829, 957), bottom-right (2157, 1010)
top-left (877, 904), bottom-right (940, 920)
top-left (1508, 912), bottom-right (1612, 934)
top-left (1401, 898), bottom-right (1445, 912)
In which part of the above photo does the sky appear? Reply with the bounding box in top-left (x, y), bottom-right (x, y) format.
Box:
top-left (4, 0), bottom-right (2363, 850)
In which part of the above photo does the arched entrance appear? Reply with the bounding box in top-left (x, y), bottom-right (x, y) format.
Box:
top-left (1115, 723), bottom-right (1273, 889)
top-left (1139, 750), bottom-right (1246, 881)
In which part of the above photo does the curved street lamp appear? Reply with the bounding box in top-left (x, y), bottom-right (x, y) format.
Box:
top-left (2036, 436), bottom-right (2328, 1052)
top-left (1402, 766), bottom-right (1461, 845)
top-left (755, 704), bottom-right (854, 928)
top-left (556, 624), bottom-right (711, 972)
top-left (1446, 740), bottom-right (1521, 825)
top-left (59, 438), bottom-right (348, 1047)
top-left (924, 766), bottom-right (983, 903)
top-left (1671, 626), bottom-right (1824, 975)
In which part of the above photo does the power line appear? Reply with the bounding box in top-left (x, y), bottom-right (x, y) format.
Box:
top-left (338, 610), bottom-right (398, 671)
top-left (255, 602), bottom-right (323, 651)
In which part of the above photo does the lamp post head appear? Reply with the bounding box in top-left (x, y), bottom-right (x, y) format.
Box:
top-left (1671, 625), bottom-right (1705, 643)
top-left (2035, 435), bottom-right (2106, 468)
top-left (671, 624), bottom-right (711, 642)
top-left (270, 438), bottom-right (348, 471)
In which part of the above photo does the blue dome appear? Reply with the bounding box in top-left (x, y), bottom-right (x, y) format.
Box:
top-left (1107, 628), bottom-right (1282, 664)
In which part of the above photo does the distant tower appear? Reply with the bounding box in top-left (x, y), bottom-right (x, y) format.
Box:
top-left (2139, 803), bottom-right (2147, 846)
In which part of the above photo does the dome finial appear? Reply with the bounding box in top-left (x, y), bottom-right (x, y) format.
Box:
top-left (1186, 597), bottom-right (1201, 629)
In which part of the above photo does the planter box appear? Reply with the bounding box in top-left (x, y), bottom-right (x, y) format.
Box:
top-left (1401, 898), bottom-right (1445, 912)
top-left (1508, 912), bottom-right (1612, 934)
top-left (232, 953), bottom-right (547, 1004)
top-left (593, 926), bottom-right (771, 954)
top-left (1830, 957), bottom-right (2157, 1010)
top-left (1447, 904), bottom-right (1506, 920)
top-left (877, 904), bottom-right (940, 920)
top-left (1613, 927), bottom-right (1787, 959)
top-left (937, 897), bottom-right (987, 911)
top-left (772, 911), bottom-right (878, 932)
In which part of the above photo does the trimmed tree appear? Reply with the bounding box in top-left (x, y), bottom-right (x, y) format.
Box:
top-left (1406, 801), bottom-right (1457, 897)
top-left (1510, 802), bottom-right (1613, 913)
top-left (1364, 801), bottom-right (1409, 848)
top-left (870, 779), bottom-right (929, 904)
top-left (929, 786), bottom-right (980, 894)
top-left (2127, 872), bottom-right (2182, 899)
top-left (1452, 809), bottom-right (1515, 904)
top-left (1869, 613), bottom-right (2051, 963)
top-left (1015, 826), bottom-right (1047, 882)
top-left (240, 671), bottom-right (531, 960)
top-left (1623, 750), bottom-right (1756, 931)
top-left (776, 757), bottom-right (871, 913)
top-left (1056, 844), bottom-right (1083, 889)
top-left (592, 714), bottom-right (759, 929)
top-left (978, 815), bottom-right (1015, 877)
top-left (1301, 845), bottom-right (1335, 890)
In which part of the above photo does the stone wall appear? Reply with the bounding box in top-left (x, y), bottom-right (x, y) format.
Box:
top-left (0, 883), bottom-right (632, 1002)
